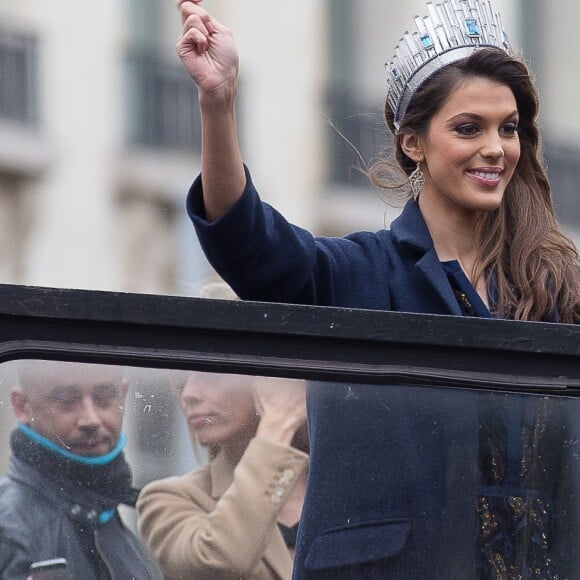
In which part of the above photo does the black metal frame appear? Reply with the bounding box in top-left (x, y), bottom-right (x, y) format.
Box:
top-left (0, 283), bottom-right (577, 394)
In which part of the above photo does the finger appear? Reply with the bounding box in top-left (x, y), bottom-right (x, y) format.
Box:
top-left (179, 1), bottom-right (207, 18)
top-left (180, 12), bottom-right (214, 49)
top-left (178, 2), bottom-right (212, 29)
top-left (181, 14), bottom-right (218, 41)
top-left (176, 0), bottom-right (203, 7)
top-left (252, 389), bottom-right (265, 416)
top-left (181, 11), bottom-right (212, 35)
top-left (176, 27), bottom-right (209, 57)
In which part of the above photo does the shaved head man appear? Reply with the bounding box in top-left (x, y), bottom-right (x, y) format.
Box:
top-left (12, 361), bottom-right (127, 457)
top-left (0, 360), bottom-right (161, 579)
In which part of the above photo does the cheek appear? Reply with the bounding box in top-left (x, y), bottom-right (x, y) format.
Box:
top-left (226, 402), bottom-right (257, 431)
top-left (449, 142), bottom-right (479, 166)
top-left (35, 416), bottom-right (74, 440)
top-left (34, 406), bottom-right (69, 429)
top-left (100, 409), bottom-right (124, 432)
top-left (506, 142), bottom-right (521, 166)
top-left (427, 138), bottom-right (473, 172)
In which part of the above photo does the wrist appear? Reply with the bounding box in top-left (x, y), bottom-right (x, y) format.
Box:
top-left (198, 79), bottom-right (238, 112)
top-left (255, 421), bottom-right (296, 447)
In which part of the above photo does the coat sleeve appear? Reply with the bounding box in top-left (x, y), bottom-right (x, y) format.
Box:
top-left (137, 438), bottom-right (308, 580)
top-left (187, 165), bottom-right (389, 307)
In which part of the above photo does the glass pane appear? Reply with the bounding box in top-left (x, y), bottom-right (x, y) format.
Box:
top-left (1, 359), bottom-right (578, 578)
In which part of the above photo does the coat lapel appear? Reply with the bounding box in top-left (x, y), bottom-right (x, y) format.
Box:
top-left (415, 249), bottom-right (462, 315)
top-left (391, 201), bottom-right (462, 316)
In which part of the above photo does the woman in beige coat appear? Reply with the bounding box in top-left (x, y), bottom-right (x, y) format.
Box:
top-left (137, 372), bottom-right (309, 580)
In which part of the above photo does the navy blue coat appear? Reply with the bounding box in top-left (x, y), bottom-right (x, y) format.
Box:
top-left (188, 168), bottom-right (464, 317)
top-left (188, 168), bottom-right (575, 579)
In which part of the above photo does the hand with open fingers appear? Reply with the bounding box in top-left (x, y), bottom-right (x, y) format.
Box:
top-left (176, 0), bottom-right (238, 97)
top-left (254, 378), bottom-right (307, 447)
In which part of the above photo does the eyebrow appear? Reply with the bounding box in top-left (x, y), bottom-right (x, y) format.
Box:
top-left (447, 110), bottom-right (519, 123)
top-left (47, 385), bottom-right (81, 399)
top-left (47, 383), bottom-right (119, 398)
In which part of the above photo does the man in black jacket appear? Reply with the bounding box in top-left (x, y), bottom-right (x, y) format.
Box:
top-left (0, 361), bottom-right (161, 579)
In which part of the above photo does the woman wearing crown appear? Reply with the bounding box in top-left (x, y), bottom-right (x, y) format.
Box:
top-left (174, 0), bottom-right (579, 577)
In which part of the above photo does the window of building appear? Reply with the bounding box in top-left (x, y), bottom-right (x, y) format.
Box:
top-left (0, 27), bottom-right (38, 129)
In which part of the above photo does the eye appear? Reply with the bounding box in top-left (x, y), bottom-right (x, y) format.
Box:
top-left (454, 124), bottom-right (480, 137)
top-left (50, 396), bottom-right (79, 411)
top-left (49, 387), bottom-right (81, 409)
top-left (181, 396), bottom-right (200, 409)
top-left (500, 122), bottom-right (519, 136)
top-left (92, 384), bottom-right (119, 407)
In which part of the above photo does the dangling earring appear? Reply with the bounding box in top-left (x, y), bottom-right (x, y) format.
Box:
top-left (409, 158), bottom-right (425, 201)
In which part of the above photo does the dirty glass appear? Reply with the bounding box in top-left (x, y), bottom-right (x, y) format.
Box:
top-left (1, 359), bottom-right (579, 578)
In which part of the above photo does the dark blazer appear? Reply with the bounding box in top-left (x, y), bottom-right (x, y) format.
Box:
top-left (188, 167), bottom-right (576, 579)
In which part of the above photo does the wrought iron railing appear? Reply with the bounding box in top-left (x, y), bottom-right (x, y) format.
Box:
top-left (125, 48), bottom-right (200, 152)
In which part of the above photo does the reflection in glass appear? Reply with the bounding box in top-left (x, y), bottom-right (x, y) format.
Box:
top-left (0, 361), bottom-right (579, 578)
top-left (0, 360), bottom-right (162, 579)
top-left (300, 382), bottom-right (580, 578)
top-left (137, 371), bottom-right (309, 580)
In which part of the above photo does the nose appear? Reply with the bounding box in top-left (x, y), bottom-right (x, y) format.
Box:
top-left (480, 130), bottom-right (505, 160)
top-left (181, 390), bottom-right (206, 412)
top-left (77, 396), bottom-right (101, 429)
top-left (181, 377), bottom-right (209, 410)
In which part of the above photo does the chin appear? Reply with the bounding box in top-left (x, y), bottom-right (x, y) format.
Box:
top-left (74, 447), bottom-right (110, 457)
top-left (477, 201), bottom-right (503, 213)
top-left (468, 193), bottom-right (504, 213)
top-left (197, 436), bottom-right (217, 448)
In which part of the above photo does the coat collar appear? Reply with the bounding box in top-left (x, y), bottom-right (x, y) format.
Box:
top-left (9, 455), bottom-right (116, 509)
top-left (391, 199), bottom-right (434, 253)
top-left (391, 200), bottom-right (463, 316)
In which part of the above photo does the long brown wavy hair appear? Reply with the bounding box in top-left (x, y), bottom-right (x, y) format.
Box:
top-left (370, 48), bottom-right (580, 323)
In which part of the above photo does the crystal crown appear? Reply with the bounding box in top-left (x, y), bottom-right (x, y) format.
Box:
top-left (386, 0), bottom-right (512, 130)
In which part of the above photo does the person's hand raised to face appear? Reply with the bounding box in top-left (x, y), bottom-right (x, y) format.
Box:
top-left (253, 378), bottom-right (307, 448)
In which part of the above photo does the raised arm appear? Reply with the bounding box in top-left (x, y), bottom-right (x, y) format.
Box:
top-left (176, 0), bottom-right (246, 221)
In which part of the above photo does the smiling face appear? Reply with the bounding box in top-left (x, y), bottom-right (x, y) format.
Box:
top-left (11, 362), bottom-right (127, 457)
top-left (180, 372), bottom-right (259, 451)
top-left (402, 76), bottom-right (521, 218)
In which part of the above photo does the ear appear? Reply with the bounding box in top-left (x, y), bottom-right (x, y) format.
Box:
top-left (10, 388), bottom-right (33, 424)
top-left (400, 133), bottom-right (423, 164)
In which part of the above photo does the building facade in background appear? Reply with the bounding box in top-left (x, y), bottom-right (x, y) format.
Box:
top-left (0, 0), bottom-right (578, 296)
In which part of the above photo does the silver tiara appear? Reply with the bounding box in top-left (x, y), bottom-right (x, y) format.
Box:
top-left (386, 0), bottom-right (512, 131)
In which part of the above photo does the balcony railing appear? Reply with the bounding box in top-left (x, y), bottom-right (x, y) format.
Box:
top-left (125, 49), bottom-right (200, 153)
top-left (0, 28), bottom-right (38, 128)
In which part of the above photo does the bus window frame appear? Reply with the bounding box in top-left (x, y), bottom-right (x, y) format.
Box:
top-left (0, 283), bottom-right (576, 394)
